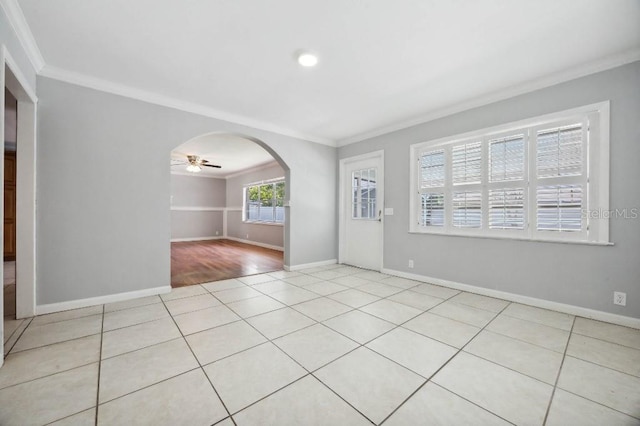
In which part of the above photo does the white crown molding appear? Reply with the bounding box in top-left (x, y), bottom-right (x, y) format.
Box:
top-left (223, 160), bottom-right (281, 180)
top-left (0, 0), bottom-right (45, 72)
top-left (337, 49), bottom-right (640, 147)
top-left (2, 45), bottom-right (38, 102)
top-left (170, 171), bottom-right (225, 179)
top-left (39, 65), bottom-right (337, 147)
top-left (381, 268), bottom-right (640, 330)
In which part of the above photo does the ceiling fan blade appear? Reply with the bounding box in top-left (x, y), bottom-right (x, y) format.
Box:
top-left (200, 159), bottom-right (210, 163)
top-left (202, 164), bottom-right (222, 168)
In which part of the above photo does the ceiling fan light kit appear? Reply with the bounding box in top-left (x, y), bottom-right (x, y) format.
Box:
top-left (171, 154), bottom-right (223, 173)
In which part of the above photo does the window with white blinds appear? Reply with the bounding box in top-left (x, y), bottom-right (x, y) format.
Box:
top-left (410, 102), bottom-right (610, 243)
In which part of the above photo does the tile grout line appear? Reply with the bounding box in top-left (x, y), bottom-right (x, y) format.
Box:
top-left (4, 268), bottom-right (636, 424)
top-left (94, 304), bottom-right (106, 425)
top-left (230, 272), bottom-right (442, 423)
top-left (542, 316), bottom-right (577, 425)
top-left (566, 353), bottom-right (640, 379)
top-left (207, 282), bottom-right (377, 424)
top-left (3, 316), bottom-right (34, 355)
top-left (378, 300), bottom-right (515, 425)
top-left (1, 317), bottom-right (21, 347)
top-left (569, 328), bottom-right (640, 352)
top-left (208, 297), bottom-right (317, 421)
top-left (551, 386), bottom-right (640, 421)
top-left (159, 292), bottom-right (239, 426)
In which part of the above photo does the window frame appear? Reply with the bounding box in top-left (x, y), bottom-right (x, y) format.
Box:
top-left (242, 177), bottom-right (285, 225)
top-left (409, 102), bottom-right (610, 244)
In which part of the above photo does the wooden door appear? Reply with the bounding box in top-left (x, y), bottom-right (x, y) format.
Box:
top-left (4, 152), bottom-right (16, 260)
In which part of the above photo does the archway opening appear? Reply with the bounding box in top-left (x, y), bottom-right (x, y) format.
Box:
top-left (169, 132), bottom-right (290, 287)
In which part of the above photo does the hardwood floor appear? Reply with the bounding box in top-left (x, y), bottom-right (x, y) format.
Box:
top-left (171, 239), bottom-right (284, 287)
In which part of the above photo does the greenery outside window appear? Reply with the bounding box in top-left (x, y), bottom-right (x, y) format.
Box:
top-left (244, 179), bottom-right (285, 224)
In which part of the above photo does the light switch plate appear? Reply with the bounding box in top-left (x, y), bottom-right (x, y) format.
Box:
top-left (384, 208), bottom-right (394, 215)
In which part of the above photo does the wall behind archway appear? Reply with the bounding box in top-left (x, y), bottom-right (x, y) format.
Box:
top-left (35, 76), bottom-right (337, 308)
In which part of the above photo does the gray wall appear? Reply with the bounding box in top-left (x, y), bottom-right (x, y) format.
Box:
top-left (171, 210), bottom-right (223, 240)
top-left (226, 162), bottom-right (285, 248)
top-left (171, 174), bottom-right (226, 207)
top-left (339, 61), bottom-right (640, 320)
top-left (170, 174), bottom-right (225, 240)
top-left (36, 77), bottom-right (336, 305)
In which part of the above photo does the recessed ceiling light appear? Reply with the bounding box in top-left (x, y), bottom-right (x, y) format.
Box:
top-left (296, 51), bottom-right (319, 67)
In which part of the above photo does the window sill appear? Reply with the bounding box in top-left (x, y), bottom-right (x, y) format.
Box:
top-left (408, 230), bottom-right (614, 246)
top-left (243, 221), bottom-right (284, 227)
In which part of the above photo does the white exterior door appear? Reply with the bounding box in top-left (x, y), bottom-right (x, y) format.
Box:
top-left (340, 152), bottom-right (384, 270)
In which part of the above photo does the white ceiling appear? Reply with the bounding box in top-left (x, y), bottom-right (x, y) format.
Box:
top-left (171, 134), bottom-right (276, 178)
top-left (14, 0), bottom-right (640, 145)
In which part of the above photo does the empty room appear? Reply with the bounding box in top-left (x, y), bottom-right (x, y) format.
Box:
top-left (0, 1), bottom-right (639, 425)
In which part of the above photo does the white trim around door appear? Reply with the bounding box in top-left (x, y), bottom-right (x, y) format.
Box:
top-left (339, 150), bottom-right (385, 271)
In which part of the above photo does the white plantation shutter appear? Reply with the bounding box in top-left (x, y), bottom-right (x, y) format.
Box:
top-left (420, 150), bottom-right (445, 187)
top-left (420, 149), bottom-right (444, 188)
top-left (536, 185), bottom-right (583, 231)
top-left (418, 150), bottom-right (446, 228)
top-left (536, 124), bottom-right (583, 178)
top-left (453, 191), bottom-right (482, 228)
top-left (534, 121), bottom-right (587, 236)
top-left (421, 193), bottom-right (444, 227)
top-left (452, 142), bottom-right (482, 184)
top-left (410, 102), bottom-right (607, 243)
top-left (489, 135), bottom-right (525, 182)
top-left (489, 188), bottom-right (525, 229)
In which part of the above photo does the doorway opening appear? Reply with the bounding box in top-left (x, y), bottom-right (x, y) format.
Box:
top-left (3, 88), bottom-right (17, 319)
top-left (1, 48), bottom-right (38, 364)
top-left (169, 132), bottom-right (290, 287)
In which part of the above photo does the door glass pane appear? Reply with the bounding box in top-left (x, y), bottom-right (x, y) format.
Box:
top-left (352, 167), bottom-right (377, 219)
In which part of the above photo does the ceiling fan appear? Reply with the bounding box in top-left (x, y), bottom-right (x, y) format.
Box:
top-left (171, 155), bottom-right (222, 173)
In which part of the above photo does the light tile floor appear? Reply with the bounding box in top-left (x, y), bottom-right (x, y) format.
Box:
top-left (1, 264), bottom-right (639, 425)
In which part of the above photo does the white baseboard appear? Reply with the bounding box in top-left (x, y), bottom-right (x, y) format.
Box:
top-left (381, 268), bottom-right (640, 330)
top-left (36, 286), bottom-right (172, 315)
top-left (286, 259), bottom-right (338, 272)
top-left (225, 236), bottom-right (284, 252)
top-left (170, 236), bottom-right (223, 242)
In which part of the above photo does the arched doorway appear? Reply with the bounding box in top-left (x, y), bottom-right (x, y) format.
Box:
top-left (169, 132), bottom-right (290, 287)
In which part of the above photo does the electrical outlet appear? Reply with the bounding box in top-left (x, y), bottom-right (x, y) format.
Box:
top-left (614, 292), bottom-right (626, 306)
top-left (246, 234), bottom-right (249, 239)
top-left (215, 231), bottom-right (219, 236)
top-left (408, 259), bottom-right (414, 268)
